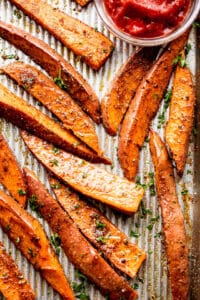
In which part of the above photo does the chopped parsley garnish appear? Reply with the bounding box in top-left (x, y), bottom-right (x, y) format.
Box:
top-left (157, 89), bottom-right (172, 129)
top-left (173, 54), bottom-right (187, 67)
top-left (96, 236), bottom-right (108, 244)
top-left (130, 230), bottom-right (141, 238)
top-left (146, 215), bottom-right (159, 230)
top-left (154, 231), bottom-right (162, 238)
top-left (185, 43), bottom-right (192, 56)
top-left (133, 283), bottom-right (139, 290)
top-left (18, 189), bottom-right (26, 195)
top-left (52, 146), bottom-right (59, 154)
top-left (50, 233), bottom-right (61, 256)
top-left (49, 159), bottom-right (59, 166)
top-left (1, 53), bottom-right (19, 60)
top-left (54, 69), bottom-right (68, 91)
top-left (28, 248), bottom-right (36, 258)
top-left (140, 201), bottom-right (152, 218)
top-left (148, 172), bottom-right (156, 196)
top-left (72, 270), bottom-right (90, 300)
top-left (14, 9), bottom-right (22, 19)
top-left (181, 188), bottom-right (188, 195)
top-left (50, 183), bottom-right (61, 189)
top-left (28, 195), bottom-right (43, 218)
top-left (82, 172), bottom-right (87, 179)
top-left (193, 21), bottom-right (200, 28)
top-left (95, 221), bottom-right (106, 230)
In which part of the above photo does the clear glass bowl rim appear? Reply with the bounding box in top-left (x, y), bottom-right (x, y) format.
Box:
top-left (94, 0), bottom-right (200, 46)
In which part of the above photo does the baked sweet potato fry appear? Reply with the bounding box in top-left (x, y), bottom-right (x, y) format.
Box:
top-left (2, 62), bottom-right (101, 154)
top-left (118, 30), bottom-right (190, 180)
top-left (49, 176), bottom-right (146, 278)
top-left (150, 130), bottom-right (189, 300)
top-left (9, 0), bottom-right (113, 70)
top-left (165, 52), bottom-right (195, 176)
top-left (0, 83), bottom-right (109, 164)
top-left (21, 131), bottom-right (144, 214)
top-left (24, 168), bottom-right (138, 300)
top-left (0, 134), bottom-right (26, 207)
top-left (101, 47), bottom-right (159, 135)
top-left (0, 21), bottom-right (100, 123)
top-left (0, 241), bottom-right (35, 300)
top-left (0, 189), bottom-right (75, 300)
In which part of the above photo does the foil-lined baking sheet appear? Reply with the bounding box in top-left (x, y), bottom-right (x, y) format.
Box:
top-left (0, 0), bottom-right (199, 299)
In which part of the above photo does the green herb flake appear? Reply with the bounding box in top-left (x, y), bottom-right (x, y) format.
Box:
top-left (72, 270), bottom-right (90, 300)
top-left (50, 233), bottom-right (61, 256)
top-left (173, 54), bottom-right (187, 68)
top-left (130, 230), bottom-right (141, 238)
top-left (185, 43), bottom-right (192, 56)
top-left (28, 248), bottom-right (36, 258)
top-left (1, 53), bottom-right (19, 60)
top-left (52, 146), bottom-right (59, 154)
top-left (154, 231), bottom-right (162, 238)
top-left (95, 221), bottom-right (106, 230)
top-left (157, 89), bottom-right (172, 128)
top-left (18, 189), bottom-right (26, 196)
top-left (14, 9), bottom-right (22, 19)
top-left (54, 69), bottom-right (68, 91)
top-left (82, 172), bottom-right (87, 179)
top-left (96, 236), bottom-right (108, 244)
top-left (28, 194), bottom-right (43, 218)
top-left (181, 188), bottom-right (188, 195)
top-left (193, 21), bottom-right (200, 28)
top-left (49, 159), bottom-right (59, 166)
top-left (133, 283), bottom-right (139, 290)
top-left (50, 183), bottom-right (61, 189)
top-left (148, 249), bottom-right (153, 255)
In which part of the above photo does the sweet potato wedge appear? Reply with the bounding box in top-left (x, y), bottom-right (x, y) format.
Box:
top-left (149, 130), bottom-right (189, 300)
top-left (165, 52), bottom-right (195, 176)
top-left (0, 241), bottom-right (35, 300)
top-left (9, 0), bottom-right (113, 71)
top-left (24, 168), bottom-right (138, 300)
top-left (21, 131), bottom-right (144, 214)
top-left (101, 47), bottom-right (159, 135)
top-left (0, 189), bottom-right (75, 300)
top-left (118, 30), bottom-right (190, 180)
top-left (49, 176), bottom-right (146, 278)
top-left (2, 62), bottom-right (101, 154)
top-left (0, 134), bottom-right (26, 207)
top-left (0, 21), bottom-right (100, 123)
top-left (0, 83), bottom-right (109, 164)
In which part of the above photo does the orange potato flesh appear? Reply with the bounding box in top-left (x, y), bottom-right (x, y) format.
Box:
top-left (118, 30), bottom-right (190, 180)
top-left (0, 189), bottom-right (75, 300)
top-left (21, 131), bottom-right (144, 214)
top-left (0, 134), bottom-right (26, 207)
top-left (9, 0), bottom-right (113, 70)
top-left (24, 168), bottom-right (138, 300)
top-left (150, 130), bottom-right (190, 300)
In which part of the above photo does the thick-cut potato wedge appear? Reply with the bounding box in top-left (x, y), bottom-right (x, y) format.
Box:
top-left (118, 31), bottom-right (190, 180)
top-left (0, 241), bottom-right (35, 300)
top-left (0, 189), bottom-right (75, 300)
top-left (9, 0), bottom-right (113, 71)
top-left (49, 176), bottom-right (146, 278)
top-left (24, 168), bottom-right (138, 300)
top-left (0, 134), bottom-right (26, 207)
top-left (150, 130), bottom-right (189, 300)
top-left (0, 83), bottom-right (110, 164)
top-left (21, 131), bottom-right (144, 214)
top-left (0, 21), bottom-right (100, 123)
top-left (2, 62), bottom-right (101, 154)
top-left (101, 47), bottom-right (159, 135)
top-left (165, 52), bottom-right (195, 176)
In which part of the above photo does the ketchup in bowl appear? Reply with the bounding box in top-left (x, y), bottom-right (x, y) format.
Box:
top-left (104, 0), bottom-right (192, 38)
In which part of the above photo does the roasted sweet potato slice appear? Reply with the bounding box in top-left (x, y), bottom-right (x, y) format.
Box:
top-left (0, 83), bottom-right (109, 164)
top-left (2, 62), bottom-right (101, 154)
top-left (150, 130), bottom-right (189, 300)
top-left (24, 168), bottom-right (138, 300)
top-left (0, 241), bottom-right (35, 300)
top-left (0, 21), bottom-right (100, 123)
top-left (118, 30), bottom-right (190, 180)
top-left (0, 189), bottom-right (75, 300)
top-left (21, 131), bottom-right (144, 214)
top-left (165, 52), bottom-right (195, 176)
top-left (9, 0), bottom-right (113, 70)
top-left (49, 176), bottom-right (146, 278)
top-left (101, 47), bottom-right (159, 135)
top-left (0, 134), bottom-right (26, 207)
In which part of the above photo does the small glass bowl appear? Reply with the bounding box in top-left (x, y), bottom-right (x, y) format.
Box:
top-left (94, 0), bottom-right (200, 46)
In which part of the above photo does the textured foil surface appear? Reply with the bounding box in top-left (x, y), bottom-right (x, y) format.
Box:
top-left (0, 1), bottom-right (199, 299)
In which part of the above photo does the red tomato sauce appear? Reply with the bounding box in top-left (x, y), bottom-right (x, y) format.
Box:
top-left (104, 0), bottom-right (192, 38)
